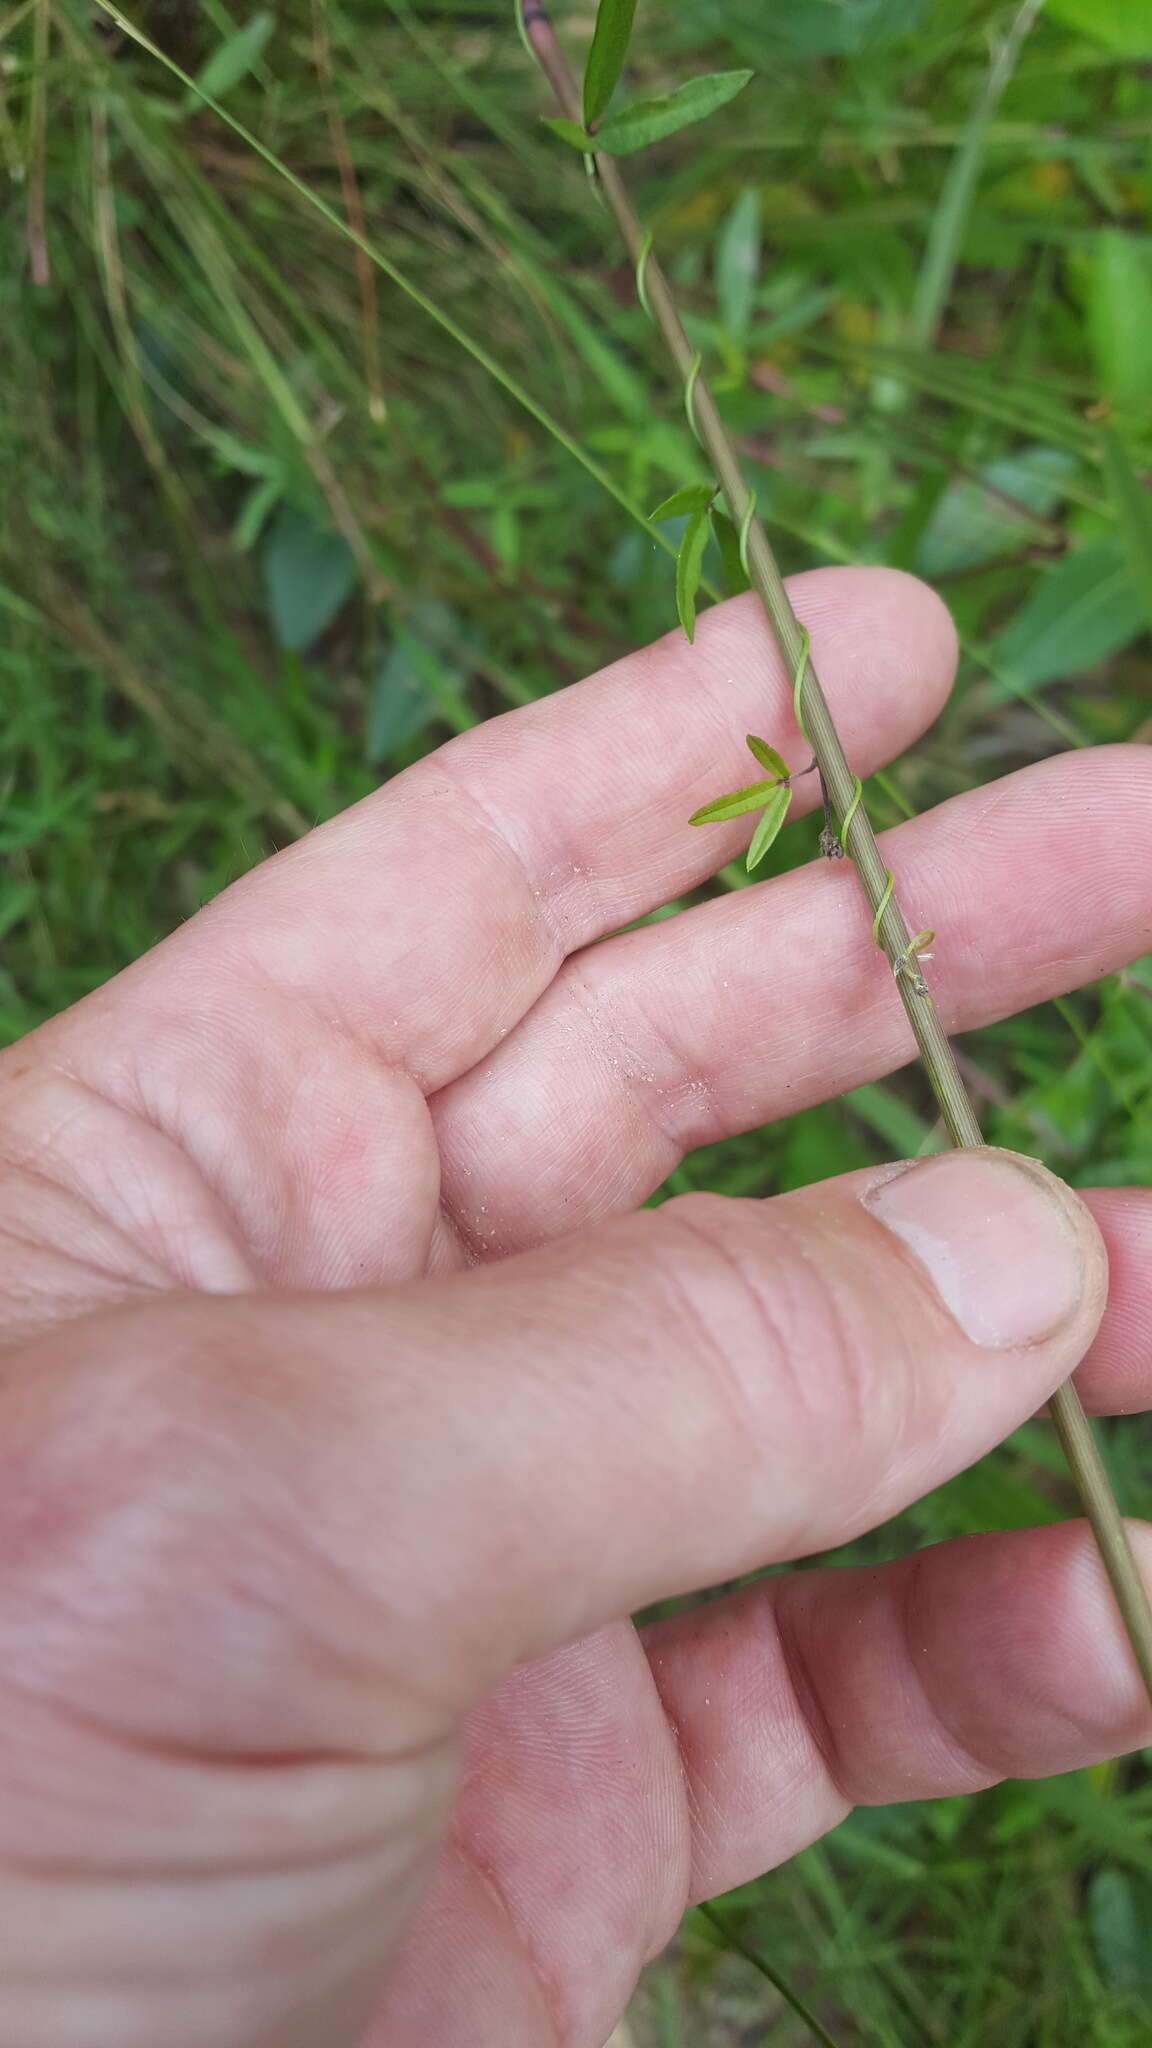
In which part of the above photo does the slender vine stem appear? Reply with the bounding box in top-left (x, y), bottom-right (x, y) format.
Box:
top-left (521, 2), bottom-right (1152, 1709)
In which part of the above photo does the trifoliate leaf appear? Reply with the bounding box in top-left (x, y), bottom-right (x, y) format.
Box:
top-left (595, 70), bottom-right (753, 156)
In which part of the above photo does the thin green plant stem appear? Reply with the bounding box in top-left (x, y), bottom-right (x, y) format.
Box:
top-left (695, 1902), bottom-right (844, 2048)
top-left (521, 3), bottom-right (1152, 1711)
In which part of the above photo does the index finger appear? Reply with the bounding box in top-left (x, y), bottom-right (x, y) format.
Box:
top-left (49, 570), bottom-right (956, 1096)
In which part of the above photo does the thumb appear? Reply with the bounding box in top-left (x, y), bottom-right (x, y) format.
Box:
top-left (4, 1149), bottom-right (1103, 1737)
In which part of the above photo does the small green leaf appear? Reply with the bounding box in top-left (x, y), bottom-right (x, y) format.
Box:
top-left (188, 12), bottom-right (273, 104)
top-left (261, 504), bottom-right (359, 652)
top-left (690, 779), bottom-right (779, 826)
top-left (649, 483), bottom-right (715, 521)
top-left (1089, 1869), bottom-right (1152, 1995)
top-left (1090, 231), bottom-right (1152, 409)
top-left (675, 503), bottom-right (711, 641)
top-left (1101, 427), bottom-right (1152, 630)
top-left (745, 735), bottom-right (790, 779)
top-left (596, 70), bottom-right (754, 156)
top-left (715, 187), bottom-right (762, 341)
top-left (710, 508), bottom-right (750, 595)
top-left (542, 115), bottom-right (594, 150)
top-left (583, 0), bottom-right (638, 128)
top-left (746, 785), bottom-right (793, 870)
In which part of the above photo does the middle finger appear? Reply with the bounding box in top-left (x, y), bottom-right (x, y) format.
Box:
top-left (432, 744), bottom-right (1152, 1253)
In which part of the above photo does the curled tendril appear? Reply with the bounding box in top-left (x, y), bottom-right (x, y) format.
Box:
top-left (870, 868), bottom-right (894, 943)
top-left (635, 229), bottom-right (654, 321)
top-left (684, 351), bottom-right (704, 441)
top-left (737, 489), bottom-right (757, 578)
top-left (839, 773), bottom-right (863, 847)
top-left (792, 623), bottom-right (812, 745)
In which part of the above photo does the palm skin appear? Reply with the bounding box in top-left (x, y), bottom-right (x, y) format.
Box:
top-left (2, 570), bottom-right (1151, 2048)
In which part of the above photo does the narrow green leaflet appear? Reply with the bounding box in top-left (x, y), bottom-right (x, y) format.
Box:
top-left (650, 483), bottom-right (715, 521)
top-left (542, 115), bottom-right (594, 149)
top-left (675, 502), bottom-right (711, 640)
top-left (188, 12), bottom-right (273, 104)
top-left (595, 70), bottom-right (753, 156)
top-left (583, 0), bottom-right (638, 128)
top-left (689, 779), bottom-right (781, 825)
top-left (745, 734), bottom-right (790, 779)
top-left (746, 784), bottom-right (793, 869)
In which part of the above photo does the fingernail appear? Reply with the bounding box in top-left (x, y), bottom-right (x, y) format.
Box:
top-left (863, 1151), bottom-right (1085, 1348)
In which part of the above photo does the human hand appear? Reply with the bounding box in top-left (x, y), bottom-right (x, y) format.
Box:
top-left (2, 569), bottom-right (1151, 2048)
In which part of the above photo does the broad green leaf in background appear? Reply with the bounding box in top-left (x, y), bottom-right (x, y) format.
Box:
top-left (595, 69), bottom-right (753, 156)
top-left (715, 188), bottom-right (762, 340)
top-left (367, 634), bottom-right (436, 762)
top-left (1088, 1870), bottom-right (1152, 1998)
top-left (748, 0), bottom-right (932, 55)
top-left (261, 505), bottom-right (359, 652)
top-left (987, 542), bottom-right (1146, 695)
top-left (1046, 0), bottom-right (1152, 52)
top-left (187, 12), bottom-right (274, 105)
top-left (583, 0), bottom-right (638, 128)
top-left (1101, 427), bottom-right (1152, 630)
top-left (650, 482), bottom-right (716, 520)
top-left (1090, 231), bottom-right (1152, 410)
top-left (746, 783), bottom-right (793, 869)
top-left (366, 602), bottom-right (474, 758)
top-left (914, 445), bottom-right (1078, 578)
top-left (675, 502), bottom-right (711, 639)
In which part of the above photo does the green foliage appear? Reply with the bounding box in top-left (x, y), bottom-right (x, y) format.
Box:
top-left (1090, 1870), bottom-right (1152, 1997)
top-left (714, 187), bottom-right (762, 341)
top-left (591, 69), bottom-right (754, 154)
top-left (187, 12), bottom-right (275, 105)
top-left (1090, 231), bottom-right (1152, 409)
top-left (745, 781), bottom-right (793, 867)
top-left (988, 544), bottom-right (1147, 694)
top-left (1046, 0), bottom-right (1152, 52)
top-left (673, 499), bottom-right (711, 638)
top-left (261, 506), bottom-right (360, 652)
top-left (650, 483), bottom-right (716, 521)
top-left (4, 0), bottom-right (1152, 2038)
top-left (582, 0), bottom-right (638, 128)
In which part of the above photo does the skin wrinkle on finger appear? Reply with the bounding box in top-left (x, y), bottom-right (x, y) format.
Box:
top-left (432, 744), bottom-right (1152, 1255)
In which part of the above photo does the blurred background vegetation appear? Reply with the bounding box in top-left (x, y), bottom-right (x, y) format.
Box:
top-left (3, 0), bottom-right (1152, 2038)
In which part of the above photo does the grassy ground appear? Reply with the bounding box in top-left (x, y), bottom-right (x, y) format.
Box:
top-left (4, 0), bottom-right (1152, 2038)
